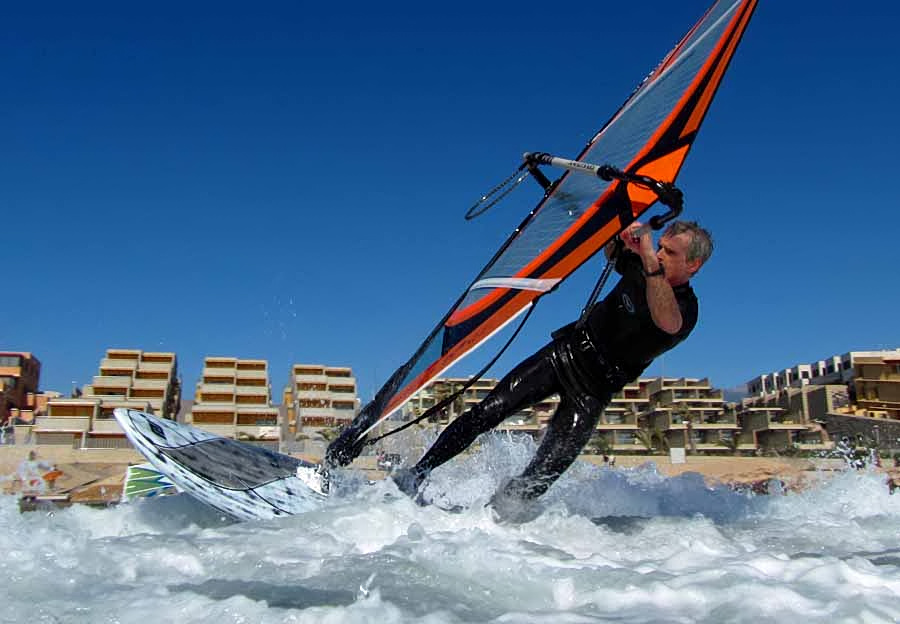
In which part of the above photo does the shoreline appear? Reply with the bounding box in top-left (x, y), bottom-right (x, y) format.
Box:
top-left (2, 446), bottom-right (895, 509)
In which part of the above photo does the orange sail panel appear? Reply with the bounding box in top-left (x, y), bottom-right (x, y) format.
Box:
top-left (359, 0), bottom-right (757, 437)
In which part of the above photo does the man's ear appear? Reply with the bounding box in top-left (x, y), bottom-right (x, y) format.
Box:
top-left (687, 259), bottom-right (703, 276)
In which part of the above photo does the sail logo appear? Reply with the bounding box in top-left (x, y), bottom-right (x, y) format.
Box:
top-left (621, 294), bottom-right (635, 314)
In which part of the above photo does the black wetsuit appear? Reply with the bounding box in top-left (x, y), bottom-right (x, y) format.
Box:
top-left (397, 250), bottom-right (698, 503)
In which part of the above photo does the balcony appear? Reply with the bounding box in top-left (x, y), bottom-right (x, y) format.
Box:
top-left (191, 423), bottom-right (235, 437)
top-left (197, 383), bottom-right (235, 394)
top-left (235, 396), bottom-right (269, 407)
top-left (326, 374), bottom-right (357, 386)
top-left (105, 351), bottom-right (140, 362)
top-left (298, 407), bottom-right (335, 419)
top-left (191, 411), bottom-right (236, 426)
top-left (137, 361), bottom-right (173, 373)
top-left (99, 359), bottom-right (138, 376)
top-left (195, 398), bottom-right (235, 409)
top-left (47, 398), bottom-right (99, 418)
top-left (294, 374), bottom-right (327, 384)
top-left (33, 416), bottom-right (90, 432)
top-left (295, 390), bottom-right (330, 401)
top-left (236, 385), bottom-right (268, 397)
top-left (91, 419), bottom-right (125, 434)
top-left (92, 376), bottom-right (133, 393)
top-left (237, 406), bottom-right (278, 416)
top-left (132, 378), bottom-right (167, 391)
top-left (202, 367), bottom-right (235, 380)
top-left (236, 369), bottom-right (268, 381)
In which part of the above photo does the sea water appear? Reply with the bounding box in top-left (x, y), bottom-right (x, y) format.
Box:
top-left (2, 435), bottom-right (899, 624)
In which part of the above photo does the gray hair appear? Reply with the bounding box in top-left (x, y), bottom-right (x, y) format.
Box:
top-left (663, 220), bottom-right (713, 265)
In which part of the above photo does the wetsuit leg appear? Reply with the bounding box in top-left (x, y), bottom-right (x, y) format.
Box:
top-left (496, 391), bottom-right (607, 502)
top-left (409, 344), bottom-right (562, 477)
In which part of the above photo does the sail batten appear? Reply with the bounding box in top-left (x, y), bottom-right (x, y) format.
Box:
top-left (352, 0), bottom-right (758, 440)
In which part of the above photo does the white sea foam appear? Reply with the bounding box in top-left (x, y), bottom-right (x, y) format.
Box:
top-left (2, 436), bottom-right (899, 623)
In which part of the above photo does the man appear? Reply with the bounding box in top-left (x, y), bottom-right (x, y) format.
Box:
top-left (331, 220), bottom-right (712, 518)
top-left (16, 450), bottom-right (57, 494)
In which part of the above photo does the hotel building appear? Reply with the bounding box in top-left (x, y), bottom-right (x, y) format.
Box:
top-left (746, 349), bottom-right (900, 396)
top-left (188, 357), bottom-right (280, 449)
top-left (849, 353), bottom-right (900, 420)
top-left (34, 349), bottom-right (179, 449)
top-left (398, 375), bottom-right (788, 454)
top-left (639, 377), bottom-right (743, 452)
top-left (282, 364), bottom-right (359, 454)
top-left (0, 352), bottom-right (41, 427)
top-left (738, 384), bottom-right (837, 449)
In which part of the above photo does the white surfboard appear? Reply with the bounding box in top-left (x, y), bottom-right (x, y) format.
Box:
top-left (114, 408), bottom-right (328, 521)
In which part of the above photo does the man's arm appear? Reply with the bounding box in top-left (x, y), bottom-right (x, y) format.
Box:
top-left (619, 223), bottom-right (683, 335)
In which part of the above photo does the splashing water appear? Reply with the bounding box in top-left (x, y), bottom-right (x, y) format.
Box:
top-left (2, 435), bottom-right (899, 623)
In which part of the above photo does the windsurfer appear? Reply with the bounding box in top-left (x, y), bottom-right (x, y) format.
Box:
top-left (388, 220), bottom-right (712, 519)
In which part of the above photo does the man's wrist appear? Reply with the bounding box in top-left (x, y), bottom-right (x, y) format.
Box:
top-left (642, 264), bottom-right (665, 278)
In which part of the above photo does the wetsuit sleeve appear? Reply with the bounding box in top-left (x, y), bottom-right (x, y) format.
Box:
top-left (614, 250), bottom-right (644, 276)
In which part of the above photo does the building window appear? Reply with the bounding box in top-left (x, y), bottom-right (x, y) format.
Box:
top-left (0, 356), bottom-right (22, 367)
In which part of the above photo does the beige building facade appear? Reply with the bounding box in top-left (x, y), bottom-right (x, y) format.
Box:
top-left (740, 384), bottom-right (840, 450)
top-left (0, 352), bottom-right (42, 429)
top-left (280, 363), bottom-right (359, 455)
top-left (747, 349), bottom-right (900, 396)
top-left (31, 349), bottom-right (179, 449)
top-left (396, 374), bottom-right (835, 456)
top-left (189, 357), bottom-right (280, 449)
top-left (639, 377), bottom-right (741, 452)
top-left (850, 354), bottom-right (900, 419)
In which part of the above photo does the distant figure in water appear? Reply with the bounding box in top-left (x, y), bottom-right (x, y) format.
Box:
top-left (328, 220), bottom-right (712, 521)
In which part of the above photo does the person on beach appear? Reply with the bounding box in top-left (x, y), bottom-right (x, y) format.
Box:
top-left (16, 450), bottom-right (56, 494)
top-left (331, 220), bottom-right (712, 520)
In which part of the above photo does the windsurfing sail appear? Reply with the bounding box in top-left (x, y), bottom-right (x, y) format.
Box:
top-left (337, 0), bottom-right (757, 452)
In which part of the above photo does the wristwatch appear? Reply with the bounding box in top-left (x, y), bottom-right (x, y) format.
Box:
top-left (642, 265), bottom-right (665, 278)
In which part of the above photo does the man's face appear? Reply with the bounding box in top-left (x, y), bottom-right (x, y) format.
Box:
top-left (656, 232), bottom-right (702, 285)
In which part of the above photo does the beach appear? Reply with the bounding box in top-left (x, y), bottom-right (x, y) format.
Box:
top-left (3, 444), bottom-right (892, 509)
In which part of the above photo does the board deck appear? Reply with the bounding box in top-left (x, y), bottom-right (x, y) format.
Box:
top-left (114, 408), bottom-right (328, 521)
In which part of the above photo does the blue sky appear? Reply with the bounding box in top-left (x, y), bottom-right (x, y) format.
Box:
top-left (3, 1), bottom-right (898, 400)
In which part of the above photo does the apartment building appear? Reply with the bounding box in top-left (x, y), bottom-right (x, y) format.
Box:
top-left (189, 357), bottom-right (280, 449)
top-left (638, 377), bottom-right (742, 452)
top-left (740, 383), bottom-right (839, 450)
top-left (852, 353), bottom-right (900, 419)
top-left (384, 371), bottom-right (845, 455)
top-left (0, 352), bottom-right (41, 427)
top-left (284, 364), bottom-right (359, 434)
top-left (746, 349), bottom-right (900, 395)
top-left (34, 349), bottom-right (179, 449)
top-left (400, 376), bottom-right (742, 454)
top-left (403, 377), bottom-right (497, 423)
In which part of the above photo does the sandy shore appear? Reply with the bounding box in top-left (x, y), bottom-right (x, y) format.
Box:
top-left (2, 446), bottom-right (896, 508)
